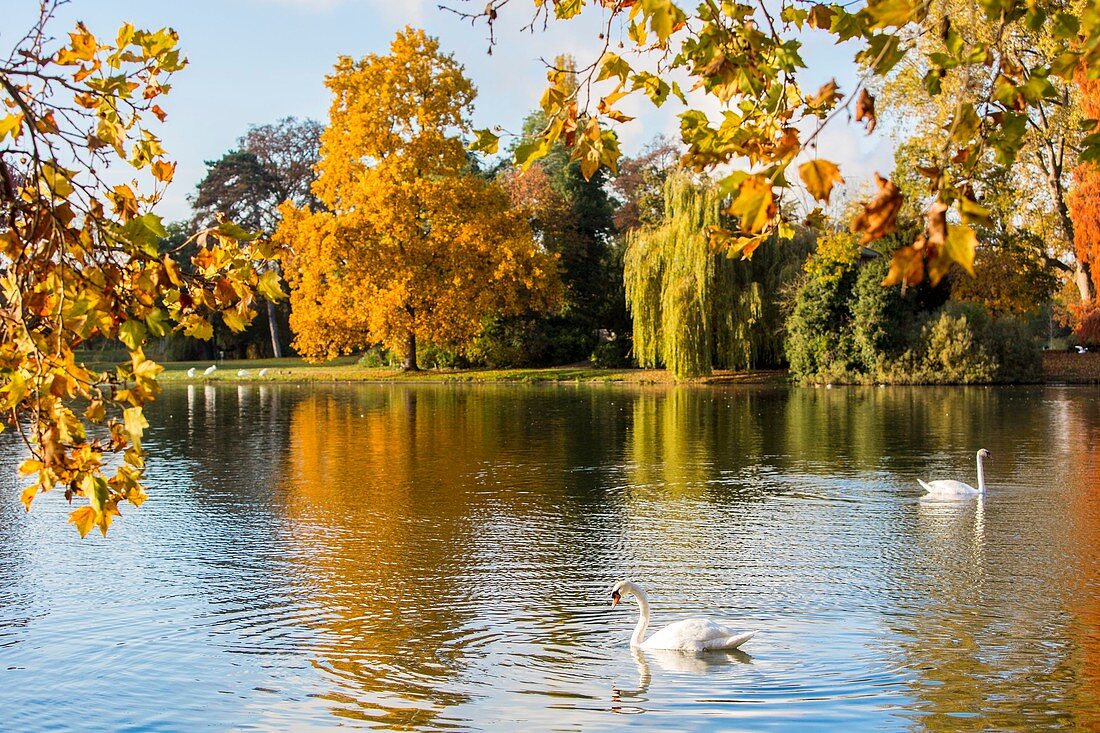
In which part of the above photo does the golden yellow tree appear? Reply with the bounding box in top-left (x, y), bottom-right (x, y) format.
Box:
top-left (278, 28), bottom-right (560, 368)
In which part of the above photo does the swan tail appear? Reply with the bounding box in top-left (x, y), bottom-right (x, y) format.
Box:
top-left (704, 630), bottom-right (756, 651)
top-left (917, 479), bottom-right (934, 493)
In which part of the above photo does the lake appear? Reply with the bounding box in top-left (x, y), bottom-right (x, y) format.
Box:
top-left (1, 383), bottom-right (1098, 731)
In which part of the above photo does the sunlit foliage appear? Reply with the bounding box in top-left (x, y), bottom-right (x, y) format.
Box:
top-left (276, 28), bottom-right (561, 369)
top-left (457, 0), bottom-right (1100, 291)
top-left (0, 4), bottom-right (279, 535)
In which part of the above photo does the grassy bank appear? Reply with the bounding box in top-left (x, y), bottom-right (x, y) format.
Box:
top-left (153, 357), bottom-right (789, 385)
top-left (145, 352), bottom-right (1100, 386)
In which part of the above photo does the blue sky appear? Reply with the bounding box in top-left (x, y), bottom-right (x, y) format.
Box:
top-left (1, 0), bottom-right (893, 221)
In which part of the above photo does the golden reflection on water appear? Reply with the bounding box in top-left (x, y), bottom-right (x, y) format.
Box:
top-left (155, 383), bottom-right (1100, 730)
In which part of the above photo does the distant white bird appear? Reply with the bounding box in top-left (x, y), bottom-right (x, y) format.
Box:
top-left (258, 368), bottom-right (269, 377)
top-left (203, 365), bottom-right (217, 376)
top-left (237, 369), bottom-right (250, 377)
top-left (919, 449), bottom-right (990, 497)
top-left (186, 367), bottom-right (196, 378)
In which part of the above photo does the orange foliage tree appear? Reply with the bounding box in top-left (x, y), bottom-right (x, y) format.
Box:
top-left (1069, 72), bottom-right (1100, 290)
top-left (1068, 70), bottom-right (1100, 341)
top-left (277, 28), bottom-right (560, 369)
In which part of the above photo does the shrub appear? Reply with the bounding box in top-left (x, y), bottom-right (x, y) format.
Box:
top-left (590, 338), bottom-right (631, 368)
top-left (786, 257), bottom-right (1041, 384)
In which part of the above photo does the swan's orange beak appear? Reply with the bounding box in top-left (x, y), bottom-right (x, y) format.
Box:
top-left (611, 590), bottom-right (621, 608)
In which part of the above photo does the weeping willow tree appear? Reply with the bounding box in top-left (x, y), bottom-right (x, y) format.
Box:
top-left (624, 173), bottom-right (811, 380)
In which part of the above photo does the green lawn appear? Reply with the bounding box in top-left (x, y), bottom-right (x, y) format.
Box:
top-left (148, 357), bottom-right (788, 385)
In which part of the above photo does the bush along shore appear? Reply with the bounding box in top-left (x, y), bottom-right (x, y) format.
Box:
top-left (785, 254), bottom-right (1044, 385)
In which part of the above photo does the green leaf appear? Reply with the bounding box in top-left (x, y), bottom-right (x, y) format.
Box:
top-left (469, 128), bottom-right (500, 155)
top-left (118, 319), bottom-right (146, 350)
top-left (514, 137), bottom-right (549, 170)
top-left (145, 307), bottom-right (169, 337)
top-left (217, 220), bottom-right (256, 242)
top-left (1052, 12), bottom-right (1081, 39)
top-left (716, 171), bottom-right (749, 198)
top-left (642, 0), bottom-right (683, 44)
top-left (596, 53), bottom-right (632, 83)
top-left (632, 72), bottom-right (670, 106)
top-left (780, 6), bottom-right (808, 29)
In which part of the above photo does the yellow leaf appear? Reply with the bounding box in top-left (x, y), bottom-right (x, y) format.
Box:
top-left (0, 113), bottom-right (23, 142)
top-left (728, 176), bottom-right (776, 234)
top-left (68, 25), bottom-right (98, 61)
top-left (257, 269), bottom-right (286, 301)
top-left (798, 159), bottom-right (843, 204)
top-left (942, 224), bottom-right (977, 277)
top-left (20, 485), bottom-right (38, 512)
top-left (123, 406), bottom-right (148, 449)
top-left (69, 505), bottom-right (98, 538)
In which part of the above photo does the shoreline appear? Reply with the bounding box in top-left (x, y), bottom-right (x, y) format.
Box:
top-left (142, 352), bottom-right (1100, 386)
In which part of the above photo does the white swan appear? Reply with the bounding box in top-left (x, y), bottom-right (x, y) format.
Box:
top-left (919, 448), bottom-right (990, 496)
top-left (258, 368), bottom-right (269, 377)
top-left (610, 580), bottom-right (756, 652)
top-left (237, 368), bottom-right (250, 377)
top-left (186, 367), bottom-right (196, 378)
top-left (203, 364), bottom-right (217, 376)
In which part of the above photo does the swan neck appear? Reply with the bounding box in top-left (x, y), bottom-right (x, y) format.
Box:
top-left (976, 452), bottom-right (986, 493)
top-left (630, 587), bottom-right (650, 647)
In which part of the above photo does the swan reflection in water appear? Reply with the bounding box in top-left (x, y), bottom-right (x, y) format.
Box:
top-left (611, 645), bottom-right (753, 712)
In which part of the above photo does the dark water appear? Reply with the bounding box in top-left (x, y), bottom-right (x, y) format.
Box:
top-left (1, 383), bottom-right (1098, 731)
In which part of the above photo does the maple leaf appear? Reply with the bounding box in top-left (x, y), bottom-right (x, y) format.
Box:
top-left (855, 89), bottom-right (877, 134)
top-left (728, 176), bottom-right (776, 234)
top-left (852, 173), bottom-right (903, 244)
top-left (799, 159), bottom-right (843, 204)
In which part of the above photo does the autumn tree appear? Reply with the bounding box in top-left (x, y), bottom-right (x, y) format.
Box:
top-left (192, 117), bottom-right (323, 357)
top-left (880, 0), bottom-right (1095, 301)
top-left (611, 135), bottom-right (682, 233)
top-left (276, 28), bottom-right (560, 369)
top-left (1067, 69), bottom-right (1100, 341)
top-left (459, 0), bottom-right (1100, 294)
top-left (0, 3), bottom-right (281, 535)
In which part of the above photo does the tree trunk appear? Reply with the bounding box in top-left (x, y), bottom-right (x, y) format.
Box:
top-left (1075, 261), bottom-right (1097, 303)
top-left (404, 331), bottom-right (419, 371)
top-left (1041, 142), bottom-right (1094, 303)
top-left (266, 299), bottom-right (284, 358)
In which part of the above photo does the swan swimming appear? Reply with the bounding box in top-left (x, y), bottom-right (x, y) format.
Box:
top-left (919, 448), bottom-right (990, 497)
top-left (610, 580), bottom-right (756, 652)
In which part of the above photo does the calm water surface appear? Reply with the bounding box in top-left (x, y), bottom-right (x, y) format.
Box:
top-left (1, 383), bottom-right (1098, 731)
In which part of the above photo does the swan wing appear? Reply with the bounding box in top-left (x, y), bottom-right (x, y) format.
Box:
top-left (641, 617), bottom-right (750, 651)
top-left (920, 479), bottom-right (979, 496)
top-left (702, 630), bottom-right (756, 651)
